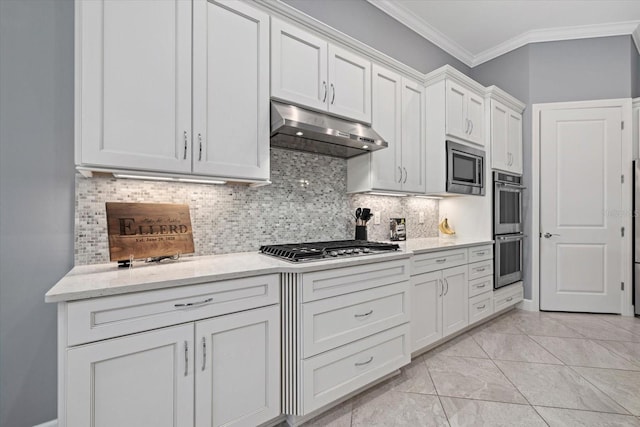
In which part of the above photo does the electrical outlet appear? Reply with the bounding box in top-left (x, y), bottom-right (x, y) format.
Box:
top-left (419, 211), bottom-right (425, 224)
top-left (373, 211), bottom-right (381, 225)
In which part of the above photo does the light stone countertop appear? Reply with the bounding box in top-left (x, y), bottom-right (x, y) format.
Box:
top-left (45, 237), bottom-right (493, 303)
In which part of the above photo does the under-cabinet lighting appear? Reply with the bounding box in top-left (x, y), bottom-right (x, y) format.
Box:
top-left (113, 173), bottom-right (226, 185)
top-left (362, 145), bottom-right (369, 149)
top-left (367, 192), bottom-right (407, 197)
top-left (295, 131), bottom-right (304, 136)
top-left (414, 195), bottom-right (443, 200)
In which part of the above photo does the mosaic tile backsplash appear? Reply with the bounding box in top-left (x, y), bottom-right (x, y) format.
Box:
top-left (75, 148), bottom-right (439, 265)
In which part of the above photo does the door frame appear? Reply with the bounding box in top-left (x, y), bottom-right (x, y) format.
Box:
top-left (531, 98), bottom-right (633, 315)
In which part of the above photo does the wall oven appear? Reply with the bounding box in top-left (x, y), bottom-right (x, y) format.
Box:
top-left (495, 234), bottom-right (524, 288)
top-left (494, 172), bottom-right (524, 235)
top-left (446, 140), bottom-right (485, 196)
top-left (493, 171), bottom-right (525, 289)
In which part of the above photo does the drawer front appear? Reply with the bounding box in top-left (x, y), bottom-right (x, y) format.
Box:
top-left (468, 245), bottom-right (493, 263)
top-left (301, 259), bottom-right (409, 302)
top-left (302, 324), bottom-right (410, 414)
top-left (468, 275), bottom-right (493, 298)
top-left (468, 260), bottom-right (493, 281)
top-left (494, 283), bottom-right (524, 313)
top-left (411, 249), bottom-right (467, 276)
top-left (302, 282), bottom-right (410, 357)
top-left (469, 292), bottom-right (493, 325)
top-left (67, 274), bottom-right (280, 346)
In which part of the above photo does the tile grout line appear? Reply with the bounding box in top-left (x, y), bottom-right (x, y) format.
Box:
top-left (564, 365), bottom-right (635, 416)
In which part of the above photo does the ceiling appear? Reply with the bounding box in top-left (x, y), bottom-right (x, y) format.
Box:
top-left (367, 0), bottom-right (640, 67)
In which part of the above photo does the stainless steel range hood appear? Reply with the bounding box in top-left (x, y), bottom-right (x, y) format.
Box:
top-left (270, 101), bottom-right (388, 158)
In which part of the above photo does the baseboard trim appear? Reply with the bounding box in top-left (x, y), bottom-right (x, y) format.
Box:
top-left (517, 298), bottom-right (538, 312)
top-left (33, 420), bottom-right (57, 427)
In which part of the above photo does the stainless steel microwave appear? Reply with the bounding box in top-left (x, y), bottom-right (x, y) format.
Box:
top-left (446, 140), bottom-right (485, 196)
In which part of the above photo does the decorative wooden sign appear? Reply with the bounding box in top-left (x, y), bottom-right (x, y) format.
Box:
top-left (106, 202), bottom-right (195, 262)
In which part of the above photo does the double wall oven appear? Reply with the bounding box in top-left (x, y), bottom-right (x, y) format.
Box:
top-left (493, 171), bottom-right (525, 289)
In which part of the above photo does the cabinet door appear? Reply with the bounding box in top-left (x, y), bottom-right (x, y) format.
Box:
top-left (507, 109), bottom-right (523, 174)
top-left (66, 324), bottom-right (194, 427)
top-left (195, 305), bottom-right (280, 427)
top-left (370, 65), bottom-right (402, 191)
top-left (327, 44), bottom-right (372, 123)
top-left (271, 18), bottom-right (328, 111)
top-left (491, 100), bottom-right (510, 171)
top-left (411, 271), bottom-right (443, 352)
top-left (401, 77), bottom-right (427, 193)
top-left (442, 265), bottom-right (469, 337)
top-left (445, 80), bottom-right (468, 141)
top-left (466, 92), bottom-right (485, 145)
top-left (77, 0), bottom-right (192, 173)
top-left (192, 0), bottom-right (270, 180)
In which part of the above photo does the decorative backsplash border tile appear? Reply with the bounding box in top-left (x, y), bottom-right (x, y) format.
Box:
top-left (75, 148), bottom-right (439, 265)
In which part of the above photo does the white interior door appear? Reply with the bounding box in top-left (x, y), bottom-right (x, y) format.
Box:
top-left (540, 106), bottom-right (623, 313)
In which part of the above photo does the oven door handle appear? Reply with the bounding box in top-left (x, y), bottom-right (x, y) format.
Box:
top-left (496, 182), bottom-right (526, 189)
top-left (496, 235), bottom-right (526, 241)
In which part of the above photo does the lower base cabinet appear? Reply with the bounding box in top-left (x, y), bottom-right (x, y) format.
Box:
top-left (411, 265), bottom-right (468, 351)
top-left (66, 305), bottom-right (280, 427)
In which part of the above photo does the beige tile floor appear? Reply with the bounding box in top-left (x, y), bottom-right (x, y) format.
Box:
top-left (300, 309), bottom-right (640, 427)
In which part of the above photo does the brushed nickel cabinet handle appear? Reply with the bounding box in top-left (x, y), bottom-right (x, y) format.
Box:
top-left (398, 166), bottom-right (403, 183)
top-left (355, 356), bottom-right (374, 367)
top-left (477, 304), bottom-right (486, 310)
top-left (174, 297), bottom-right (213, 308)
top-left (322, 81), bottom-right (327, 102)
top-left (436, 258), bottom-right (447, 263)
top-left (477, 283), bottom-right (486, 288)
top-left (183, 131), bottom-right (188, 160)
top-left (439, 279), bottom-right (443, 297)
top-left (475, 251), bottom-right (485, 256)
top-left (198, 133), bottom-right (203, 161)
top-left (403, 167), bottom-right (408, 183)
top-left (201, 337), bottom-right (206, 372)
top-left (331, 83), bottom-right (336, 104)
top-left (476, 267), bottom-right (486, 272)
top-left (469, 120), bottom-right (474, 135)
top-left (444, 278), bottom-right (449, 295)
top-left (506, 297), bottom-right (513, 302)
top-left (184, 341), bottom-right (189, 377)
top-left (355, 309), bottom-right (373, 318)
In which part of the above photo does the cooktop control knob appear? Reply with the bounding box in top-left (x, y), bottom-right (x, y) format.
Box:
top-left (363, 248), bottom-right (370, 253)
top-left (353, 248), bottom-right (361, 253)
top-left (330, 251), bottom-right (338, 257)
top-left (345, 249), bottom-right (353, 254)
top-left (338, 250), bottom-right (346, 255)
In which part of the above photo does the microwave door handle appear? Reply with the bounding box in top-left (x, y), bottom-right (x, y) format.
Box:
top-left (477, 158), bottom-right (482, 187)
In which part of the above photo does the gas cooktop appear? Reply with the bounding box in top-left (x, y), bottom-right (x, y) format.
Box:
top-left (259, 240), bottom-right (400, 263)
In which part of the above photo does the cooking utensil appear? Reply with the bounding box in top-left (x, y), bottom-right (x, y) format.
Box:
top-left (355, 208), bottom-right (362, 225)
top-left (361, 208), bottom-right (370, 223)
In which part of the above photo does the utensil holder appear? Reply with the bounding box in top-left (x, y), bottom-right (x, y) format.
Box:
top-left (355, 225), bottom-right (367, 241)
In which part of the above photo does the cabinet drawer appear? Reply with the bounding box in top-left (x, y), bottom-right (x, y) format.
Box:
top-left (301, 259), bottom-right (409, 302)
top-left (468, 245), bottom-right (493, 262)
top-left (494, 282), bottom-right (524, 313)
top-left (66, 274), bottom-right (279, 346)
top-left (302, 282), bottom-right (409, 357)
top-left (468, 260), bottom-right (493, 281)
top-left (469, 276), bottom-right (493, 298)
top-left (302, 324), bottom-right (410, 414)
top-left (411, 249), bottom-right (467, 276)
top-left (469, 292), bottom-right (493, 325)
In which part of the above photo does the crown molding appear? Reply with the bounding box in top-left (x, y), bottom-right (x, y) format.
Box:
top-left (473, 21), bottom-right (640, 66)
top-left (366, 0), bottom-right (475, 67)
top-left (484, 86), bottom-right (526, 113)
top-left (366, 1), bottom-right (640, 67)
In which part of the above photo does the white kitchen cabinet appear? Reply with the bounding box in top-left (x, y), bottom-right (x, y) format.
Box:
top-left (59, 275), bottom-right (281, 427)
top-left (445, 80), bottom-right (485, 146)
top-left (347, 66), bottom-right (425, 194)
top-left (271, 18), bottom-right (371, 123)
top-left (490, 99), bottom-right (523, 174)
top-left (76, 0), bottom-right (192, 173)
top-left (192, 0), bottom-right (270, 180)
top-left (410, 271), bottom-right (443, 350)
top-left (66, 324), bottom-right (194, 427)
top-left (195, 305), bottom-right (280, 427)
top-left (76, 0), bottom-right (270, 182)
top-left (441, 265), bottom-right (469, 336)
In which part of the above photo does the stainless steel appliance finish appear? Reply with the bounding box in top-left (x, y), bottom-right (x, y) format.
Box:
top-left (446, 140), bottom-right (486, 196)
top-left (259, 240), bottom-right (399, 262)
top-left (633, 160), bottom-right (640, 315)
top-left (494, 171), bottom-right (525, 235)
top-left (270, 101), bottom-right (388, 158)
top-left (494, 233), bottom-right (524, 288)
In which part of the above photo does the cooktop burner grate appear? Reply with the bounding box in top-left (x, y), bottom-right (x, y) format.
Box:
top-left (259, 240), bottom-right (400, 262)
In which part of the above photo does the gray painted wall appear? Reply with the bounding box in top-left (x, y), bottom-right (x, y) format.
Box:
top-left (280, 0), bottom-right (472, 75)
top-left (0, 0), bottom-right (75, 426)
top-left (472, 35), bottom-right (637, 301)
top-left (632, 41), bottom-right (640, 98)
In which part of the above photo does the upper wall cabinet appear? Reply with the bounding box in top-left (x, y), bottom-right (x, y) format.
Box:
top-left (76, 0), bottom-right (193, 173)
top-left (347, 65), bottom-right (425, 194)
top-left (271, 19), bottom-right (372, 124)
top-left (445, 80), bottom-right (485, 146)
top-left (75, 0), bottom-right (270, 182)
top-left (487, 87), bottom-right (525, 175)
top-left (192, 0), bottom-right (270, 181)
